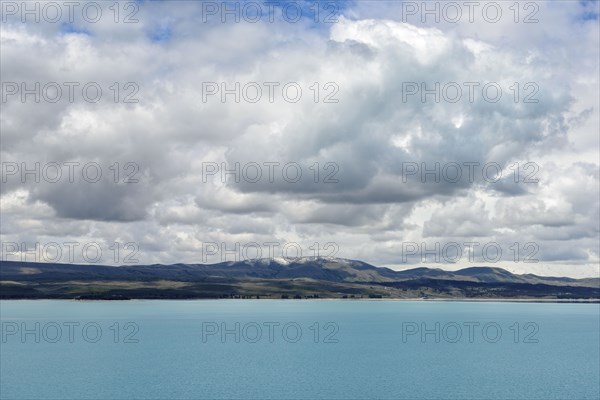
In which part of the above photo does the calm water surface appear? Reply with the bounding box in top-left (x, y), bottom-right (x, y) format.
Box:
top-left (1, 300), bottom-right (598, 400)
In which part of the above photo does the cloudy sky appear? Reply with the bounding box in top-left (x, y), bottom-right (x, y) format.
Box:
top-left (1, 0), bottom-right (598, 278)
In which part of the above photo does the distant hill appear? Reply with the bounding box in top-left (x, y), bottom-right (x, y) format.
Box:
top-left (1, 258), bottom-right (598, 300)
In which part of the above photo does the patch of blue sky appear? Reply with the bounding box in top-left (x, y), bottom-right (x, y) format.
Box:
top-left (138, 0), bottom-right (360, 41)
top-left (143, 0), bottom-right (356, 29)
top-left (577, 0), bottom-right (599, 21)
top-left (149, 24), bottom-right (173, 42)
top-left (59, 22), bottom-right (91, 36)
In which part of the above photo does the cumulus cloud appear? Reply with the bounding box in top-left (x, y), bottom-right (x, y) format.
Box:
top-left (1, 0), bottom-right (598, 278)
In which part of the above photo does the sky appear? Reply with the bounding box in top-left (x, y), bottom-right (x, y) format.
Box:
top-left (0, 0), bottom-right (599, 278)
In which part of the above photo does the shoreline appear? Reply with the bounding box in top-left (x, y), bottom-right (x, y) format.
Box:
top-left (1, 297), bottom-right (599, 303)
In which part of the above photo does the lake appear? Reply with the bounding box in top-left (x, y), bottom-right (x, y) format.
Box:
top-left (1, 300), bottom-right (598, 399)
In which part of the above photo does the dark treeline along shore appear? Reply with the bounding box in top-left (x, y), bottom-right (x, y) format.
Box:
top-left (1, 258), bottom-right (598, 301)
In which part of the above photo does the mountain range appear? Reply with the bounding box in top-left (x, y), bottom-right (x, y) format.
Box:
top-left (1, 257), bottom-right (598, 300)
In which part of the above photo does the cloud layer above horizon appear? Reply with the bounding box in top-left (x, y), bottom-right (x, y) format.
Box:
top-left (1, 0), bottom-right (599, 278)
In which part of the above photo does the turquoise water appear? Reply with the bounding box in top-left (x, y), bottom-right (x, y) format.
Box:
top-left (1, 300), bottom-right (598, 400)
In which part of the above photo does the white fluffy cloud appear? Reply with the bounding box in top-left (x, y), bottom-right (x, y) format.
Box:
top-left (1, 1), bottom-right (598, 277)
